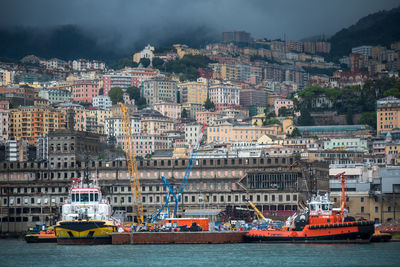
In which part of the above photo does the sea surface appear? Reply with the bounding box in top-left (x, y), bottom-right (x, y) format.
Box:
top-left (1, 239), bottom-right (400, 267)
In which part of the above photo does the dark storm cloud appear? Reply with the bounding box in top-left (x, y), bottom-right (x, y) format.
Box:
top-left (0, 0), bottom-right (399, 48)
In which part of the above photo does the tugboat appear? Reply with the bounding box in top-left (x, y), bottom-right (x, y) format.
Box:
top-left (24, 226), bottom-right (57, 243)
top-left (54, 166), bottom-right (117, 244)
top-left (246, 172), bottom-right (375, 242)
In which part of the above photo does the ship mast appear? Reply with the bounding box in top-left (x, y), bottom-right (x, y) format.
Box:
top-left (334, 171), bottom-right (347, 222)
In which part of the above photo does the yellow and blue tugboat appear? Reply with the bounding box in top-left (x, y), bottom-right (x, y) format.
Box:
top-left (54, 173), bottom-right (117, 245)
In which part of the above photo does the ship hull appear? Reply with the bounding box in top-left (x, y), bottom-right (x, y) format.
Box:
top-left (55, 220), bottom-right (117, 245)
top-left (25, 234), bottom-right (57, 243)
top-left (246, 221), bottom-right (375, 243)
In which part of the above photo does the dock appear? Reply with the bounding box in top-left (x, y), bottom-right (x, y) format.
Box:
top-left (112, 231), bottom-right (248, 245)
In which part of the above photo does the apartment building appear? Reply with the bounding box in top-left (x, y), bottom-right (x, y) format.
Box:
top-left (9, 106), bottom-right (65, 145)
top-left (142, 77), bottom-right (178, 105)
top-left (153, 102), bottom-right (181, 120)
top-left (179, 78), bottom-right (208, 105)
top-left (208, 84), bottom-right (240, 110)
top-left (207, 123), bottom-right (281, 143)
top-left (377, 96), bottom-right (400, 134)
top-left (38, 89), bottom-right (72, 104)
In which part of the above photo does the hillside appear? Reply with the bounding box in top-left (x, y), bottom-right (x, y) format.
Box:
top-left (329, 6), bottom-right (400, 58)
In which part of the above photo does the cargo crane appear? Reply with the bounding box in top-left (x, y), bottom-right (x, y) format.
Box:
top-left (119, 103), bottom-right (144, 224)
top-left (151, 124), bottom-right (207, 222)
top-left (245, 198), bottom-right (272, 224)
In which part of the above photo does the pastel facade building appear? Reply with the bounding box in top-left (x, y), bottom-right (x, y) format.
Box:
top-left (274, 99), bottom-right (294, 116)
top-left (38, 89), bottom-right (72, 104)
top-left (153, 102), bottom-right (181, 120)
top-left (92, 95), bottom-right (112, 110)
top-left (196, 111), bottom-right (218, 125)
top-left (142, 77), bottom-right (178, 105)
top-left (132, 134), bottom-right (169, 157)
top-left (140, 116), bottom-right (174, 135)
top-left (208, 84), bottom-right (240, 110)
top-left (324, 138), bottom-right (368, 152)
top-left (377, 96), bottom-right (400, 134)
top-left (181, 103), bottom-right (204, 120)
top-left (72, 59), bottom-right (105, 71)
top-left (71, 80), bottom-right (100, 103)
top-left (9, 106), bottom-right (65, 145)
top-left (206, 123), bottom-right (281, 144)
top-left (179, 78), bottom-right (208, 105)
top-left (103, 74), bottom-right (140, 96)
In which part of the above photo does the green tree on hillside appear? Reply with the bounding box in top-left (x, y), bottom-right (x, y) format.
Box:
top-left (181, 108), bottom-right (188, 118)
top-left (204, 97), bottom-right (215, 110)
top-left (126, 86), bottom-right (147, 109)
top-left (383, 88), bottom-right (400, 98)
top-left (108, 87), bottom-right (123, 105)
top-left (297, 107), bottom-right (314, 126)
top-left (358, 112), bottom-right (377, 129)
top-left (139, 58), bottom-right (150, 68)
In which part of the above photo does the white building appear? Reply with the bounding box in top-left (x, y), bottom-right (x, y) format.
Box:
top-left (324, 138), bottom-right (368, 153)
top-left (184, 124), bottom-right (203, 148)
top-left (133, 44), bottom-right (155, 63)
top-left (5, 139), bottom-right (27, 162)
top-left (105, 116), bottom-right (141, 148)
top-left (38, 89), bottom-right (72, 104)
top-left (92, 95), bottom-right (112, 110)
top-left (351, 46), bottom-right (372, 57)
top-left (36, 135), bottom-right (48, 161)
top-left (208, 84), bottom-right (240, 109)
top-left (72, 59), bottom-right (106, 71)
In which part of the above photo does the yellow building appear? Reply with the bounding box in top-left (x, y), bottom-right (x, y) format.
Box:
top-left (207, 123), bottom-right (281, 143)
top-left (377, 96), bottom-right (400, 134)
top-left (257, 134), bottom-right (283, 145)
top-left (87, 109), bottom-right (112, 134)
top-left (179, 78), bottom-right (208, 105)
top-left (10, 106), bottom-right (65, 145)
top-left (0, 69), bottom-right (12, 86)
top-left (330, 192), bottom-right (399, 223)
top-left (174, 44), bottom-right (203, 59)
top-left (282, 118), bottom-right (294, 135)
top-left (251, 113), bottom-right (266, 126)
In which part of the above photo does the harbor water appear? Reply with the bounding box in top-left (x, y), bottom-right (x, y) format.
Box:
top-left (1, 239), bottom-right (400, 266)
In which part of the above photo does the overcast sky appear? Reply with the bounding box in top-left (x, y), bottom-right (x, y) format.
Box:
top-left (1, 0), bottom-right (399, 42)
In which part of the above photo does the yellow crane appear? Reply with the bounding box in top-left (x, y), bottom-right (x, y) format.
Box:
top-left (245, 198), bottom-right (266, 220)
top-left (119, 103), bottom-right (144, 224)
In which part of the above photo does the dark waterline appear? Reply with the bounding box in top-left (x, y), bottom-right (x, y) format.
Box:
top-left (1, 239), bottom-right (400, 267)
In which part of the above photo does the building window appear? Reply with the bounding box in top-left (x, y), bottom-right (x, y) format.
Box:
top-left (360, 197), bottom-right (364, 203)
top-left (375, 206), bottom-right (378, 213)
top-left (361, 206), bottom-right (364, 213)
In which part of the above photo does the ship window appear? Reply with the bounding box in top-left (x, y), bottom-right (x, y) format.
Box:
top-left (80, 193), bottom-right (89, 202)
top-left (322, 204), bottom-right (329, 210)
top-left (72, 194), bottom-right (75, 202)
top-left (95, 194), bottom-right (99, 201)
top-left (90, 193), bottom-right (94, 202)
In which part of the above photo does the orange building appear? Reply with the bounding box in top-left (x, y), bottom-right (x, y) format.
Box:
top-left (377, 96), bottom-right (400, 134)
top-left (9, 106), bottom-right (65, 145)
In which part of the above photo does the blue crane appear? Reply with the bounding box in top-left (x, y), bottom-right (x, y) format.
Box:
top-left (151, 124), bottom-right (206, 222)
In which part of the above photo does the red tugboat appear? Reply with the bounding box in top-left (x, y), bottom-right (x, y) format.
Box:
top-left (246, 172), bottom-right (375, 242)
